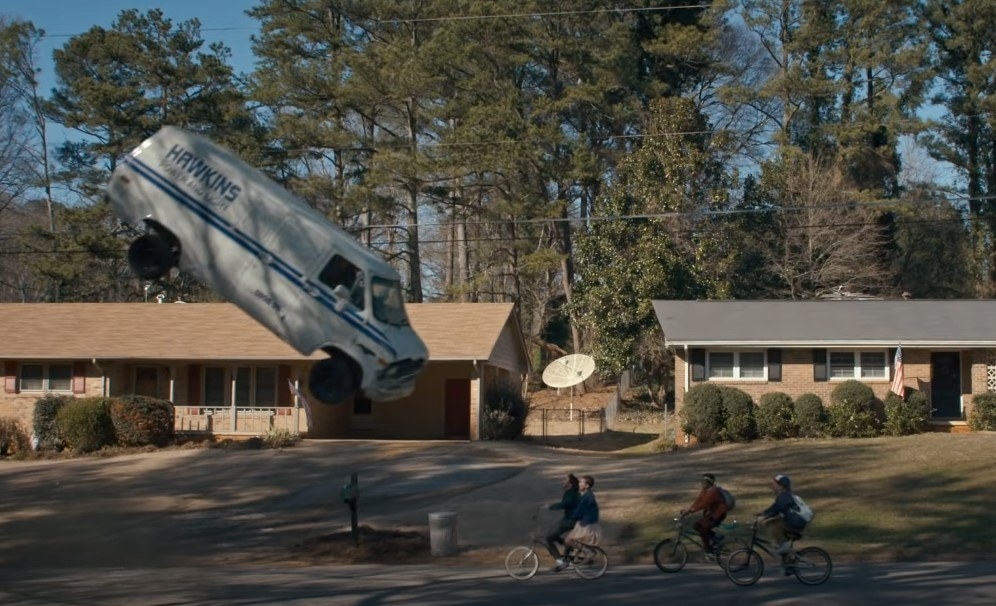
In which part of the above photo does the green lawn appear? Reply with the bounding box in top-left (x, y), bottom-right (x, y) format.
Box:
top-left (607, 432), bottom-right (996, 564)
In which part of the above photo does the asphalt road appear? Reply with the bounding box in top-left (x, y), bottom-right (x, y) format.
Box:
top-left (2, 562), bottom-right (995, 605)
top-left (2, 439), bottom-right (996, 605)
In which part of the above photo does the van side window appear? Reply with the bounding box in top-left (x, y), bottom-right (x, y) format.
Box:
top-left (318, 254), bottom-right (365, 310)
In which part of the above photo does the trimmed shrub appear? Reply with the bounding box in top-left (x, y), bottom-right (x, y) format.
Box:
top-left (56, 397), bottom-right (116, 453)
top-left (262, 427), bottom-right (300, 448)
top-left (680, 383), bottom-right (726, 443)
top-left (794, 393), bottom-right (826, 438)
top-left (32, 393), bottom-right (73, 451)
top-left (110, 395), bottom-right (175, 447)
top-left (757, 392), bottom-right (798, 439)
top-left (968, 392), bottom-right (996, 431)
top-left (719, 386), bottom-right (757, 442)
top-left (882, 389), bottom-right (932, 436)
top-left (481, 381), bottom-right (529, 440)
top-left (0, 418), bottom-right (31, 456)
top-left (827, 380), bottom-right (880, 438)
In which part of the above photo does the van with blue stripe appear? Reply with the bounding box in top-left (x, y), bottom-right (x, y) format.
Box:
top-left (107, 126), bottom-right (428, 405)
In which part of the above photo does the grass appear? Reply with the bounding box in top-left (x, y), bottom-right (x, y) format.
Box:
top-left (607, 432), bottom-right (996, 564)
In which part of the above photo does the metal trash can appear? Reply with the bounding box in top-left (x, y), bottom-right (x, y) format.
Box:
top-left (428, 511), bottom-right (458, 556)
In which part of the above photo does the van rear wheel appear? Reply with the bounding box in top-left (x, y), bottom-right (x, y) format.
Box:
top-left (128, 233), bottom-right (175, 280)
top-left (308, 357), bottom-right (358, 404)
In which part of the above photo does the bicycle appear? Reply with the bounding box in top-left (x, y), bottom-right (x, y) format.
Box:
top-left (653, 513), bottom-right (747, 572)
top-left (724, 519), bottom-right (832, 586)
top-left (504, 506), bottom-right (609, 580)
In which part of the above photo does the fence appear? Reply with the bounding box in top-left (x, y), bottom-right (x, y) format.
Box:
top-left (174, 406), bottom-right (301, 435)
top-left (524, 407), bottom-right (606, 441)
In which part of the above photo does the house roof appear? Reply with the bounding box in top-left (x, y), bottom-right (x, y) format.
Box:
top-left (0, 302), bottom-right (522, 363)
top-left (653, 300), bottom-right (996, 347)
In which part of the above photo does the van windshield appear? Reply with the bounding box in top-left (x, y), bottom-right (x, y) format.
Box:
top-left (371, 277), bottom-right (410, 326)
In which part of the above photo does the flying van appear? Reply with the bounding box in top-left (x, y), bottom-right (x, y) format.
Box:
top-left (106, 126), bottom-right (428, 404)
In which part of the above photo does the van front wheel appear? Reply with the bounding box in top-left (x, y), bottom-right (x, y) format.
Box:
top-left (308, 358), bottom-right (358, 404)
top-left (128, 233), bottom-right (175, 280)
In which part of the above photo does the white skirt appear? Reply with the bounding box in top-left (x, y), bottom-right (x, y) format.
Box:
top-left (566, 521), bottom-right (602, 546)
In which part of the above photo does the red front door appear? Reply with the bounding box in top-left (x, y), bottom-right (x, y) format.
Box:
top-left (444, 379), bottom-right (471, 439)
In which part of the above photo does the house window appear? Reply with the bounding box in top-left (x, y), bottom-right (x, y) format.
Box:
top-left (208, 366), bottom-right (278, 407)
top-left (827, 351), bottom-right (889, 380)
top-left (707, 351), bottom-right (766, 380)
top-left (204, 367), bottom-right (227, 406)
top-left (19, 363), bottom-right (72, 392)
top-left (353, 395), bottom-right (372, 415)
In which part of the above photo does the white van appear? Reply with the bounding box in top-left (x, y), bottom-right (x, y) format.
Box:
top-left (106, 126), bottom-right (428, 405)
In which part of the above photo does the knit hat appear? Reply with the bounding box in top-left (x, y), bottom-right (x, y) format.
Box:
top-left (773, 474), bottom-right (791, 489)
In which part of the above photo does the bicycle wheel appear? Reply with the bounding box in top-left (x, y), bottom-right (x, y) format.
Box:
top-left (792, 546), bottom-right (832, 585)
top-left (572, 545), bottom-right (609, 580)
top-left (725, 548), bottom-right (763, 586)
top-left (504, 546), bottom-right (539, 580)
top-left (715, 537), bottom-right (748, 569)
top-left (653, 539), bottom-right (688, 572)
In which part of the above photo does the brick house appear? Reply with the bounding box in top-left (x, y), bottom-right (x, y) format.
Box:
top-left (654, 300), bottom-right (996, 438)
top-left (1, 302), bottom-right (529, 441)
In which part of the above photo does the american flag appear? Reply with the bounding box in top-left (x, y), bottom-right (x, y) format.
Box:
top-left (288, 379), bottom-right (313, 429)
top-left (889, 345), bottom-right (905, 398)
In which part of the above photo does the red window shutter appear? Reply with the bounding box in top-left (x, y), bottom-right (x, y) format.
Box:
top-left (3, 362), bottom-right (18, 394)
top-left (277, 365), bottom-right (291, 406)
top-left (72, 361), bottom-right (87, 394)
top-left (187, 364), bottom-right (202, 405)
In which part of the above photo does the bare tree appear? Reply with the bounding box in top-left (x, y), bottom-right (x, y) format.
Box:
top-left (764, 154), bottom-right (890, 299)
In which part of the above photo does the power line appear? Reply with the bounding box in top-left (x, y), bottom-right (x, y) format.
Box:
top-left (40, 4), bottom-right (713, 39)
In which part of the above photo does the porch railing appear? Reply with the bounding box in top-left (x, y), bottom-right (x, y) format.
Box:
top-left (174, 406), bottom-right (301, 435)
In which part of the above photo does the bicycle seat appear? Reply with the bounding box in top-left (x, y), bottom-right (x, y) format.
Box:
top-left (786, 531), bottom-right (803, 540)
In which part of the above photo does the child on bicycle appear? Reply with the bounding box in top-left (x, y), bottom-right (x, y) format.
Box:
top-left (756, 474), bottom-right (808, 574)
top-left (545, 474), bottom-right (581, 567)
top-left (679, 473), bottom-right (729, 555)
top-left (554, 475), bottom-right (600, 571)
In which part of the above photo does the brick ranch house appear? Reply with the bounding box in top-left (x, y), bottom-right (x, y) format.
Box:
top-left (1, 302), bottom-right (529, 441)
top-left (654, 299), bottom-right (996, 439)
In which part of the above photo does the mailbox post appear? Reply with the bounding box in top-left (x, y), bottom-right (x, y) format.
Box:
top-left (341, 472), bottom-right (359, 546)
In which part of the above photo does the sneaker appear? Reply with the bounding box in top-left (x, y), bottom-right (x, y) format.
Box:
top-left (784, 566), bottom-right (796, 576)
top-left (775, 541), bottom-right (792, 555)
top-left (703, 552), bottom-right (717, 562)
top-left (552, 557), bottom-right (568, 572)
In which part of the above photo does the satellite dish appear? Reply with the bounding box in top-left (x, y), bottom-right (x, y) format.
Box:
top-left (542, 354), bottom-right (596, 420)
top-left (542, 354), bottom-right (596, 389)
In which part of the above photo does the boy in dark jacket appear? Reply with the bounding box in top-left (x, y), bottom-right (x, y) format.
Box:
top-left (757, 474), bottom-right (808, 573)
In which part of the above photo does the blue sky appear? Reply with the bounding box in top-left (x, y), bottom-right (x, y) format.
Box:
top-left (5, 0), bottom-right (259, 92)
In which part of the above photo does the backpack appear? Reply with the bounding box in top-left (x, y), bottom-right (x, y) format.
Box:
top-left (792, 494), bottom-right (814, 523)
top-left (717, 486), bottom-right (736, 511)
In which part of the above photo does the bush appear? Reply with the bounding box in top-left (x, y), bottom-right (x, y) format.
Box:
top-left (719, 386), bottom-right (757, 442)
top-left (827, 380), bottom-right (880, 438)
top-left (110, 395), bottom-right (175, 447)
top-left (882, 389), bottom-right (932, 436)
top-left (969, 393), bottom-right (996, 431)
top-left (794, 393), bottom-right (826, 437)
top-left (32, 393), bottom-right (74, 451)
top-left (757, 392), bottom-right (798, 439)
top-left (481, 381), bottom-right (529, 440)
top-left (0, 418), bottom-right (31, 456)
top-left (262, 427), bottom-right (300, 448)
top-left (680, 383), bottom-right (726, 443)
top-left (56, 397), bottom-right (116, 453)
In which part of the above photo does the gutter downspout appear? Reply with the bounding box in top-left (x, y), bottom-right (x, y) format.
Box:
top-left (91, 358), bottom-right (107, 397)
top-left (683, 345), bottom-right (690, 444)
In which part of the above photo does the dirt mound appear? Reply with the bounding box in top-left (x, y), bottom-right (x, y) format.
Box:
top-left (293, 525), bottom-right (430, 563)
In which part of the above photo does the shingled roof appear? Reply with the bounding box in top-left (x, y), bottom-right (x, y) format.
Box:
top-left (0, 302), bottom-right (521, 362)
top-left (654, 299), bottom-right (996, 347)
